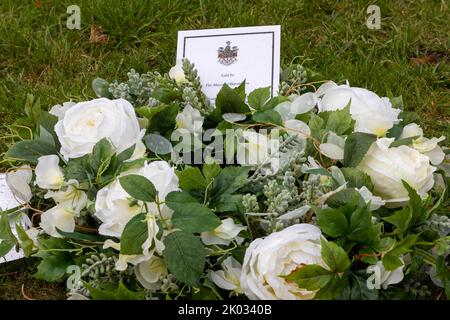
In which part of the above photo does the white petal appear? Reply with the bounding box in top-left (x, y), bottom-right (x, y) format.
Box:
top-left (320, 143), bottom-right (344, 160)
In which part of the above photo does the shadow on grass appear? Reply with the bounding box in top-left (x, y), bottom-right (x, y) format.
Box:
top-left (0, 258), bottom-right (66, 300)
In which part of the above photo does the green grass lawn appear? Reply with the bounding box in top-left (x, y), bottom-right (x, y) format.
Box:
top-left (0, 0), bottom-right (449, 299)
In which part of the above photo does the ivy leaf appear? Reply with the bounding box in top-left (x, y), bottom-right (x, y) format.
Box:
top-left (215, 84), bottom-right (250, 114)
top-left (321, 105), bottom-right (352, 135)
top-left (86, 281), bottom-right (145, 300)
top-left (321, 238), bottom-right (351, 273)
top-left (383, 207), bottom-right (412, 235)
top-left (15, 224), bottom-right (34, 257)
top-left (148, 103), bottom-right (179, 136)
top-left (261, 96), bottom-right (288, 111)
top-left (88, 138), bottom-right (113, 172)
top-left (340, 167), bottom-right (374, 190)
top-left (382, 234), bottom-right (418, 271)
top-left (344, 132), bottom-right (377, 167)
top-left (347, 204), bottom-right (379, 244)
top-left (163, 231), bottom-right (205, 287)
top-left (308, 113), bottom-right (326, 140)
top-left (316, 207), bottom-right (348, 238)
top-left (120, 213), bottom-right (148, 255)
top-left (202, 162), bottom-right (222, 184)
top-left (248, 87), bottom-right (270, 110)
top-left (0, 213), bottom-right (16, 257)
top-left (176, 166), bottom-right (208, 191)
top-left (33, 238), bottom-right (74, 282)
top-left (252, 109), bottom-right (283, 125)
top-left (326, 188), bottom-right (366, 209)
top-left (209, 166), bottom-right (250, 212)
top-left (285, 264), bottom-right (333, 291)
top-left (165, 191), bottom-right (220, 233)
top-left (119, 175), bottom-right (157, 202)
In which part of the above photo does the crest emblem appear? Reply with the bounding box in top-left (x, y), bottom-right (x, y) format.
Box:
top-left (217, 41), bottom-right (238, 66)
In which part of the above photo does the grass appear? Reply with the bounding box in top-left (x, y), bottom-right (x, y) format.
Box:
top-left (0, 0), bottom-right (449, 299)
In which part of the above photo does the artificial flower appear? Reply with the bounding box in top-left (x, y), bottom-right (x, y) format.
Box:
top-left (5, 165), bottom-right (32, 203)
top-left (201, 218), bottom-right (246, 246)
top-left (208, 256), bottom-right (243, 295)
top-left (35, 155), bottom-right (64, 189)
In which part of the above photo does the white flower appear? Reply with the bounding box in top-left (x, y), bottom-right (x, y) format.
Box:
top-left (367, 260), bottom-right (404, 289)
top-left (135, 255), bottom-right (168, 290)
top-left (168, 60), bottom-right (187, 85)
top-left (236, 131), bottom-right (280, 171)
top-left (201, 218), bottom-right (246, 246)
top-left (208, 256), bottom-right (243, 295)
top-left (55, 98), bottom-right (143, 160)
top-left (356, 186), bottom-right (385, 211)
top-left (103, 239), bottom-right (149, 271)
top-left (317, 81), bottom-right (401, 136)
top-left (240, 224), bottom-right (325, 300)
top-left (44, 179), bottom-right (87, 213)
top-left (95, 161), bottom-right (179, 237)
top-left (5, 165), bottom-right (32, 203)
top-left (40, 204), bottom-right (76, 237)
top-left (358, 138), bottom-right (436, 206)
top-left (274, 93), bottom-right (317, 121)
top-left (175, 104), bottom-right (204, 135)
top-left (35, 155), bottom-right (64, 189)
top-left (399, 123), bottom-right (445, 165)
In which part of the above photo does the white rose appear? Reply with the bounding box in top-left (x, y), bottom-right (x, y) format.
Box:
top-left (399, 123), bottom-right (445, 165)
top-left (367, 260), bottom-right (404, 289)
top-left (35, 155), bottom-right (64, 189)
top-left (240, 224), bottom-right (325, 300)
top-left (358, 138), bottom-right (436, 206)
top-left (356, 186), bottom-right (385, 211)
top-left (317, 81), bottom-right (401, 136)
top-left (44, 179), bottom-right (87, 213)
top-left (95, 161), bottom-right (179, 237)
top-left (168, 60), bottom-right (187, 85)
top-left (40, 204), bottom-right (77, 237)
top-left (5, 165), bottom-right (32, 203)
top-left (208, 256), bottom-right (243, 295)
top-left (175, 104), bottom-right (204, 135)
top-left (135, 256), bottom-right (168, 290)
top-left (55, 98), bottom-right (143, 160)
top-left (201, 218), bottom-right (246, 246)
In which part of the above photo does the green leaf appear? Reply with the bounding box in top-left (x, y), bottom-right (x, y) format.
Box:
top-left (165, 191), bottom-right (221, 233)
top-left (402, 180), bottom-right (429, 225)
top-left (215, 84), bottom-right (250, 114)
top-left (308, 113), bottom-right (325, 140)
top-left (0, 213), bottom-right (16, 257)
top-left (321, 238), bottom-right (351, 273)
top-left (248, 87), bottom-right (271, 110)
top-left (285, 264), bottom-right (333, 290)
top-left (148, 103), bottom-right (180, 136)
top-left (92, 78), bottom-right (112, 98)
top-left (119, 175), bottom-right (157, 202)
top-left (326, 188), bottom-right (366, 209)
top-left (382, 234), bottom-right (418, 271)
top-left (390, 136), bottom-right (419, 147)
top-left (340, 167), bottom-right (374, 190)
top-left (120, 213), bottom-right (148, 255)
top-left (55, 228), bottom-right (105, 242)
top-left (33, 238), bottom-right (74, 282)
top-left (209, 166), bottom-right (250, 212)
top-left (261, 95), bottom-right (288, 111)
top-left (86, 281), bottom-right (145, 300)
top-left (316, 207), bottom-right (348, 238)
top-left (344, 132), bottom-right (377, 167)
top-left (16, 224), bottom-right (34, 257)
top-left (202, 162), bottom-right (222, 184)
top-left (163, 231), bottom-right (205, 287)
top-left (88, 138), bottom-right (113, 172)
top-left (399, 111), bottom-right (420, 125)
top-left (151, 87), bottom-right (182, 104)
top-left (321, 105), bottom-right (352, 135)
top-left (136, 104), bottom-right (166, 122)
top-left (176, 166), bottom-right (208, 191)
top-left (143, 133), bottom-right (172, 155)
top-left (347, 204), bottom-right (378, 244)
top-left (252, 109), bottom-right (283, 125)
top-left (347, 273), bottom-right (379, 300)
top-left (383, 207), bottom-right (412, 235)
top-left (5, 133), bottom-right (58, 164)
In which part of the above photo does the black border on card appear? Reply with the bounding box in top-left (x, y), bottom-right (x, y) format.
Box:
top-left (182, 31), bottom-right (276, 97)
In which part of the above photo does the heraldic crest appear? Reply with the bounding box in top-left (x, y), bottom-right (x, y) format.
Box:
top-left (217, 41), bottom-right (238, 66)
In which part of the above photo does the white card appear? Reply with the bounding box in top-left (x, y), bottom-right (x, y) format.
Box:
top-left (176, 25), bottom-right (280, 101)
